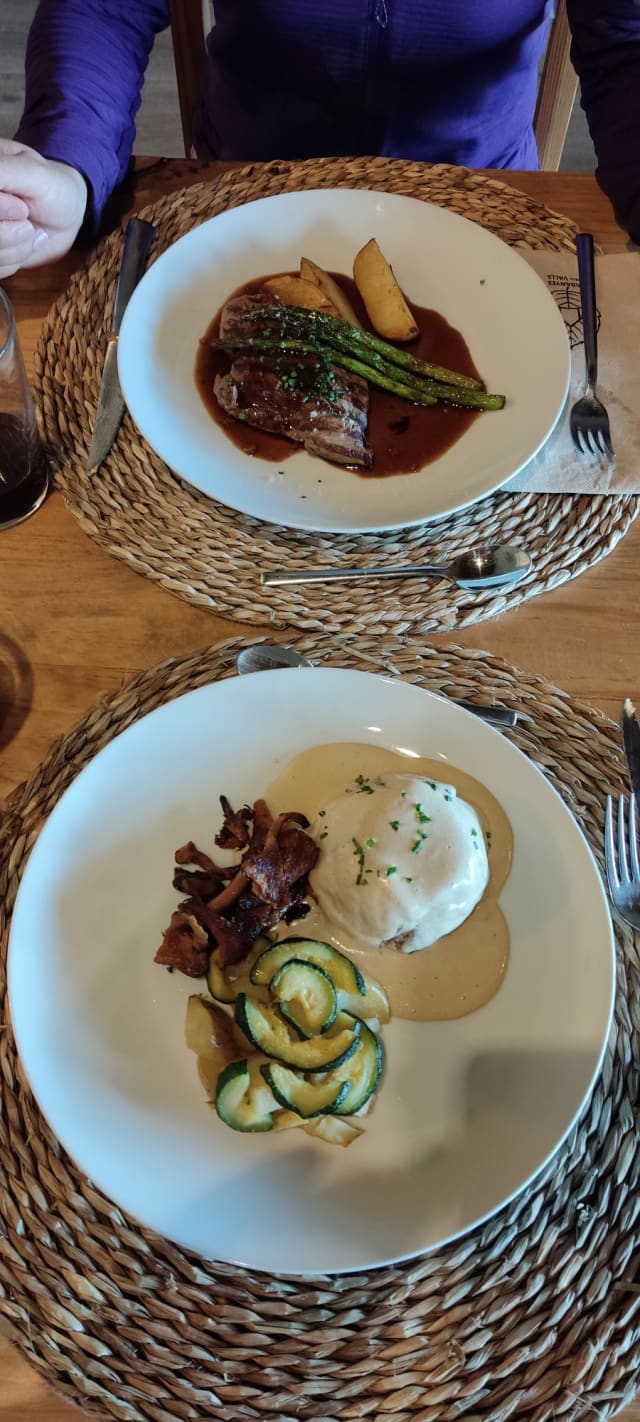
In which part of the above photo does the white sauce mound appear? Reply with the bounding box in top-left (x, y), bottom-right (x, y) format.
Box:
top-left (309, 772), bottom-right (489, 952)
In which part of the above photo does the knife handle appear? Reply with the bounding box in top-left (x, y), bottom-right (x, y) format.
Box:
top-left (575, 232), bottom-right (598, 387)
top-left (111, 218), bottom-right (157, 335)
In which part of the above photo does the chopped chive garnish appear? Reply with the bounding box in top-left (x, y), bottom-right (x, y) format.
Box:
top-left (389, 819), bottom-right (400, 831)
top-left (352, 836), bottom-right (366, 885)
top-left (386, 866), bottom-right (397, 876)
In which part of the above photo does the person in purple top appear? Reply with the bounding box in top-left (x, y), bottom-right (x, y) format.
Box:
top-left (0, 0), bottom-right (638, 279)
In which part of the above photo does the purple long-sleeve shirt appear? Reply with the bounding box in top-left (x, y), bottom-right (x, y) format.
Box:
top-left (15, 1), bottom-right (640, 241)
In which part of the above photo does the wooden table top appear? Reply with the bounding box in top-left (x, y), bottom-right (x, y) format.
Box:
top-left (1, 159), bottom-right (637, 1421)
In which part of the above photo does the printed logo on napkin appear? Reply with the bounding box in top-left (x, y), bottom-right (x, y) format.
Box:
top-left (511, 250), bottom-right (640, 495)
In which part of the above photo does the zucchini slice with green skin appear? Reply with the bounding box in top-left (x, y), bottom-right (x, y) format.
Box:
top-left (321, 1017), bottom-right (383, 1116)
top-left (207, 953), bottom-right (242, 1004)
top-left (337, 977), bottom-right (391, 1024)
top-left (207, 936), bottom-right (271, 1005)
top-left (262, 1062), bottom-right (350, 1118)
top-left (215, 1057), bottom-right (275, 1132)
top-left (235, 994), bottom-right (360, 1070)
top-left (270, 959), bottom-right (337, 1038)
top-left (250, 937), bottom-right (365, 996)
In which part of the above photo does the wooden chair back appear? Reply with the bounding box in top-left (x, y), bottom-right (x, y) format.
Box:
top-left (170, 0), bottom-right (578, 171)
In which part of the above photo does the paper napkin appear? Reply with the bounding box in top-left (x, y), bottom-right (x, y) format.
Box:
top-left (508, 249), bottom-right (640, 494)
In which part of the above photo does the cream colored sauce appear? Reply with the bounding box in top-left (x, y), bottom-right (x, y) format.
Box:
top-left (266, 743), bottom-right (512, 1022)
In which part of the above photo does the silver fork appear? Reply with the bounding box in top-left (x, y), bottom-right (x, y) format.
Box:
top-left (569, 233), bottom-right (614, 459)
top-left (604, 793), bottom-right (640, 929)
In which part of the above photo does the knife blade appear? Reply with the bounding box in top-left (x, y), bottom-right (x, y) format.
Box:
top-left (86, 216), bottom-right (157, 474)
top-left (622, 697), bottom-right (640, 794)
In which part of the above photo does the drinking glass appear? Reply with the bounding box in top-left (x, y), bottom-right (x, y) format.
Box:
top-left (0, 286), bottom-right (49, 530)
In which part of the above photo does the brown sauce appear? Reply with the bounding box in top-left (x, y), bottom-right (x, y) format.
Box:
top-left (265, 744), bottom-right (513, 1023)
top-left (195, 274), bottom-right (482, 478)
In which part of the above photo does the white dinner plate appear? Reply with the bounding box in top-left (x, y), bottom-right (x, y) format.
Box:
top-left (117, 189), bottom-right (570, 533)
top-left (8, 670), bottom-right (613, 1274)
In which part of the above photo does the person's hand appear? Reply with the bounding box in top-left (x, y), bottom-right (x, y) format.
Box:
top-left (0, 138), bottom-right (88, 279)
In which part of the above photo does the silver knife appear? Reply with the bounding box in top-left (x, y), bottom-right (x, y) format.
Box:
top-left (86, 216), bottom-right (157, 474)
top-left (622, 698), bottom-right (640, 794)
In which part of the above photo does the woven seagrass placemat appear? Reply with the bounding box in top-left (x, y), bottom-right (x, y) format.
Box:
top-left (1, 630), bottom-right (640, 1422)
top-left (35, 156), bottom-right (639, 637)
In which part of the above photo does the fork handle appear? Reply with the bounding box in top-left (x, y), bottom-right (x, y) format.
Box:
top-left (576, 233), bottom-right (598, 387)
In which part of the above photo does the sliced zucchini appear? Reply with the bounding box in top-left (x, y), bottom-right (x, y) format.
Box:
top-left (303, 1116), bottom-right (364, 1147)
top-left (207, 953), bottom-right (243, 1004)
top-left (338, 975), bottom-right (391, 1025)
top-left (319, 1017), bottom-right (383, 1116)
top-left (270, 959), bottom-right (337, 1038)
top-left (207, 936), bottom-right (270, 1005)
top-left (262, 1061), bottom-right (349, 1118)
top-left (215, 1057), bottom-right (276, 1132)
top-left (251, 938), bottom-right (365, 996)
top-left (235, 994), bottom-right (360, 1071)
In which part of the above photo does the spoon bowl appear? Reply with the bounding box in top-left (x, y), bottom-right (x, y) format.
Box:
top-left (236, 644), bottom-right (310, 675)
top-left (451, 545), bottom-right (531, 590)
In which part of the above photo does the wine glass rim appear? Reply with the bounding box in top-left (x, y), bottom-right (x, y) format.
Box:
top-left (0, 287), bottom-right (15, 362)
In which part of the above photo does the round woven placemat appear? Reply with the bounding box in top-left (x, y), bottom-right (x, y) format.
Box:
top-left (1, 631), bottom-right (640, 1422)
top-left (35, 156), bottom-right (639, 636)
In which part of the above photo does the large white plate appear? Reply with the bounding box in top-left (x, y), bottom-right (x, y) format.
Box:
top-left (8, 670), bottom-right (613, 1275)
top-left (118, 189), bottom-right (570, 533)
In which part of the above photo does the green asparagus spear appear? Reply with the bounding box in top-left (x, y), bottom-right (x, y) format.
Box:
top-left (245, 303), bottom-right (485, 392)
top-left (214, 335), bottom-right (505, 411)
top-left (215, 336), bottom-right (437, 405)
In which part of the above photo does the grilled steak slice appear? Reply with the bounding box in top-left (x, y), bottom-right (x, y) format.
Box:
top-left (219, 291), bottom-right (281, 342)
top-left (215, 353), bottom-right (371, 468)
top-left (214, 291), bottom-right (372, 469)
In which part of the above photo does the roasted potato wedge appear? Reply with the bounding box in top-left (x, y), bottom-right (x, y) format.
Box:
top-left (353, 238), bottom-right (418, 342)
top-left (263, 274), bottom-right (339, 314)
top-left (299, 257), bottom-right (362, 327)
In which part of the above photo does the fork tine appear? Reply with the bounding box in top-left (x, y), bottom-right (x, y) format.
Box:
top-left (603, 430), bottom-right (615, 458)
top-left (630, 793), bottom-right (640, 881)
top-left (605, 795), bottom-right (619, 888)
top-left (594, 432), bottom-right (608, 458)
top-left (596, 430), bottom-right (610, 458)
top-left (617, 794), bottom-right (631, 885)
top-left (573, 428), bottom-right (586, 456)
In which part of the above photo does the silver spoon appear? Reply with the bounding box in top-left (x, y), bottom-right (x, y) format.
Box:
top-left (236, 644), bottom-right (518, 729)
top-left (261, 544), bottom-right (531, 589)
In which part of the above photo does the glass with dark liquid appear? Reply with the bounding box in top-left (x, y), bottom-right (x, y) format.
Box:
top-left (0, 287), bottom-right (48, 530)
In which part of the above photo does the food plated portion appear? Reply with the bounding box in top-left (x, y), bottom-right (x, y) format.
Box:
top-left (154, 740), bottom-right (514, 1144)
top-left (117, 187), bottom-right (571, 531)
top-left (199, 239), bottom-right (506, 478)
top-left (8, 668), bottom-right (614, 1272)
top-left (155, 790), bottom-right (391, 1146)
top-left (309, 771), bottom-right (490, 952)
